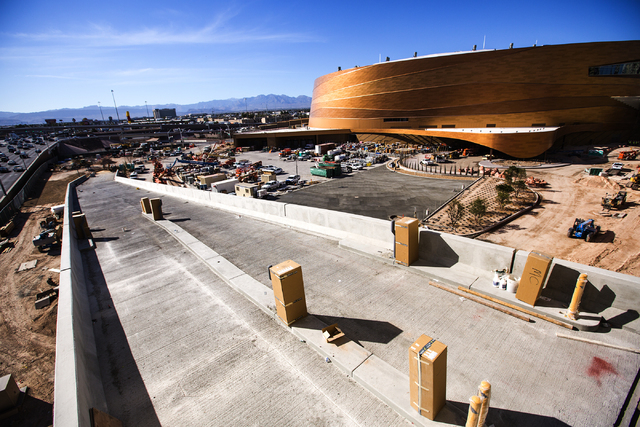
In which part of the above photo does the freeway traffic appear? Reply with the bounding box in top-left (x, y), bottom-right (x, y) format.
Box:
top-left (0, 136), bottom-right (54, 196)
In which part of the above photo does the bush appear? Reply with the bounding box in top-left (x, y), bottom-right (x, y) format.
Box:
top-left (469, 198), bottom-right (487, 226)
top-left (447, 200), bottom-right (465, 231)
top-left (496, 191), bottom-right (511, 210)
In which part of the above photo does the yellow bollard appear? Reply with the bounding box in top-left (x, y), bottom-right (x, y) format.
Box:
top-left (466, 395), bottom-right (481, 427)
top-left (477, 381), bottom-right (491, 427)
top-left (567, 273), bottom-right (588, 320)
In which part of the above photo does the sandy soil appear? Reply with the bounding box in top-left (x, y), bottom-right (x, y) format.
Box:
top-left (0, 170), bottom-right (79, 426)
top-left (479, 154), bottom-right (640, 277)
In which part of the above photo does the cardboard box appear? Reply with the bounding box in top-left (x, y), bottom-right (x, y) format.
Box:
top-left (261, 171), bottom-right (276, 182)
top-left (321, 323), bottom-right (345, 343)
top-left (72, 213), bottom-right (89, 239)
top-left (270, 260), bottom-right (305, 304)
top-left (150, 198), bottom-right (163, 220)
top-left (395, 217), bottom-right (419, 266)
top-left (516, 251), bottom-right (553, 306)
top-left (409, 334), bottom-right (447, 420)
top-left (274, 296), bottom-right (307, 326)
top-left (140, 197), bottom-right (152, 214)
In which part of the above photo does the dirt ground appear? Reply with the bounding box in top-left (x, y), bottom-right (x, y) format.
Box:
top-left (0, 170), bottom-right (80, 426)
top-left (478, 150), bottom-right (640, 277)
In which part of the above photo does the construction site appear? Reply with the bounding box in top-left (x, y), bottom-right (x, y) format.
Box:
top-left (1, 134), bottom-right (640, 427)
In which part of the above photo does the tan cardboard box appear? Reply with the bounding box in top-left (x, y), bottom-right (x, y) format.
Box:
top-left (150, 198), bottom-right (163, 220)
top-left (395, 217), bottom-right (419, 266)
top-left (516, 251), bottom-right (553, 306)
top-left (409, 334), bottom-right (447, 420)
top-left (275, 296), bottom-right (307, 326)
top-left (140, 197), bottom-right (151, 214)
top-left (270, 260), bottom-right (305, 304)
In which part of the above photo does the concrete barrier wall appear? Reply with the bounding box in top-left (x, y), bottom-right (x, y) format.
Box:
top-left (54, 175), bottom-right (107, 427)
top-left (115, 176), bottom-right (390, 247)
top-left (115, 176), bottom-right (639, 313)
top-left (418, 229), bottom-right (516, 274)
top-left (512, 250), bottom-right (640, 313)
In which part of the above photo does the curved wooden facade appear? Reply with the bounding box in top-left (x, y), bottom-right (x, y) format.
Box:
top-left (309, 41), bottom-right (640, 158)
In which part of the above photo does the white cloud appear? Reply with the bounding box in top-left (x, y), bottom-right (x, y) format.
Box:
top-left (8, 15), bottom-right (317, 48)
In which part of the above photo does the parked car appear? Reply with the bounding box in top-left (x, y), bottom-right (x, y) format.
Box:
top-left (35, 148), bottom-right (42, 153)
top-left (284, 175), bottom-right (300, 185)
top-left (611, 162), bottom-right (624, 170)
top-left (341, 164), bottom-right (353, 173)
top-left (13, 165), bottom-right (24, 172)
top-left (263, 180), bottom-right (280, 191)
top-left (0, 166), bottom-right (8, 173)
top-left (420, 159), bottom-right (437, 166)
top-left (262, 167), bottom-right (283, 175)
top-left (7, 160), bottom-right (16, 165)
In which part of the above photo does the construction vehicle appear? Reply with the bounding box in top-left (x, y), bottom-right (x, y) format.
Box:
top-left (33, 225), bottom-right (62, 251)
top-left (567, 218), bottom-right (600, 242)
top-left (601, 191), bottom-right (627, 210)
top-left (617, 150), bottom-right (639, 160)
top-left (627, 173), bottom-right (639, 190)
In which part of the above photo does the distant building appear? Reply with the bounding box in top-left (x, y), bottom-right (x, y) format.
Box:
top-left (309, 40), bottom-right (640, 158)
top-left (153, 108), bottom-right (177, 119)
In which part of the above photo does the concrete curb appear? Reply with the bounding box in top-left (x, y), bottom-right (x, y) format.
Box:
top-left (143, 213), bottom-right (464, 427)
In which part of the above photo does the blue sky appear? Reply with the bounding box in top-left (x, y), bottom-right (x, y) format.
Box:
top-left (1, 0), bottom-right (639, 113)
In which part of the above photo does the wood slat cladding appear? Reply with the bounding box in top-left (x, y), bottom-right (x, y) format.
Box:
top-left (309, 41), bottom-right (640, 158)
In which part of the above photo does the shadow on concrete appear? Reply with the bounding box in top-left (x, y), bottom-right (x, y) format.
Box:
top-left (544, 264), bottom-right (616, 314)
top-left (169, 218), bottom-right (191, 223)
top-left (93, 237), bottom-right (119, 243)
top-left (82, 248), bottom-right (161, 427)
top-left (414, 232), bottom-right (458, 268)
top-left (447, 400), bottom-right (571, 427)
top-left (614, 365), bottom-right (640, 427)
top-left (310, 315), bottom-right (403, 346)
top-left (606, 310), bottom-right (640, 329)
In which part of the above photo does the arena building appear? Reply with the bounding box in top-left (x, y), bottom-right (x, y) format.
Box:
top-left (309, 40), bottom-right (640, 158)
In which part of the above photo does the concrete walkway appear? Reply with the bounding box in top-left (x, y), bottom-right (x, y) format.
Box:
top-left (78, 175), bottom-right (640, 427)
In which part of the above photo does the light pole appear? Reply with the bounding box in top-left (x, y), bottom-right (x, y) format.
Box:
top-left (98, 101), bottom-right (105, 121)
top-left (111, 90), bottom-right (121, 122)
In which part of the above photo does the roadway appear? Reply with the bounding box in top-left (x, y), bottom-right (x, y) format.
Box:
top-left (0, 137), bottom-right (54, 196)
top-left (76, 171), bottom-right (640, 427)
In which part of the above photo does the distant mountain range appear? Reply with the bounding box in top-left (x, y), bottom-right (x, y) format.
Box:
top-left (0, 94), bottom-right (312, 126)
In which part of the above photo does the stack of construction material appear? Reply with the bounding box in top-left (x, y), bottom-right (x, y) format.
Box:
top-left (395, 217), bottom-right (419, 266)
top-left (409, 335), bottom-right (447, 420)
top-left (270, 260), bottom-right (307, 326)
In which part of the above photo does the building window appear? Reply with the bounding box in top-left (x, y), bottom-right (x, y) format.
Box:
top-left (589, 61), bottom-right (640, 77)
top-left (441, 124), bottom-right (456, 128)
top-left (486, 124), bottom-right (496, 127)
top-left (383, 118), bottom-right (409, 122)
